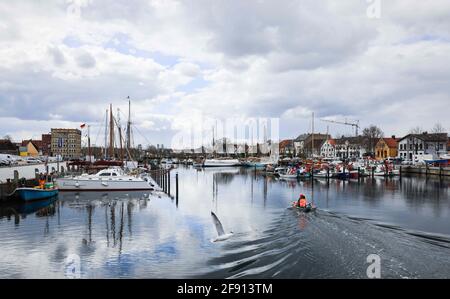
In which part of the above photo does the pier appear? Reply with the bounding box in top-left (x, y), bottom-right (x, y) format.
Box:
top-left (148, 167), bottom-right (179, 202)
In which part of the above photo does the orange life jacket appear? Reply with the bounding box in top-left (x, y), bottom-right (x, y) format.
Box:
top-left (299, 198), bottom-right (307, 208)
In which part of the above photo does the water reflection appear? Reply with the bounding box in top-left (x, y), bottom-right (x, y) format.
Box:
top-left (0, 168), bottom-right (449, 278)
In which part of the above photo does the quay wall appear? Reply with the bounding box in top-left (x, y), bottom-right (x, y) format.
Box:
top-left (401, 166), bottom-right (450, 177)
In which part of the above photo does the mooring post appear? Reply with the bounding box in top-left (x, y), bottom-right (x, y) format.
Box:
top-left (13, 170), bottom-right (19, 184)
top-left (371, 166), bottom-right (375, 180)
top-left (358, 167), bottom-right (361, 183)
top-left (168, 170), bottom-right (171, 196)
top-left (163, 170), bottom-right (167, 194)
top-left (327, 167), bottom-right (330, 181)
top-left (156, 170), bottom-right (159, 187)
top-left (163, 170), bottom-right (166, 193)
top-left (176, 173), bottom-right (179, 206)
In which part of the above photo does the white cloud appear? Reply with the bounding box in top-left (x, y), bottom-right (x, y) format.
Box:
top-left (0, 0), bottom-right (449, 146)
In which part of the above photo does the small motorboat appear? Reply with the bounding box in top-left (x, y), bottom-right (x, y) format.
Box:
top-left (290, 202), bottom-right (317, 213)
top-left (279, 173), bottom-right (298, 179)
top-left (16, 186), bottom-right (59, 202)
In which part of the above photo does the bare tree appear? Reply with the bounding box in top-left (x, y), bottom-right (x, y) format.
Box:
top-left (362, 125), bottom-right (384, 153)
top-left (431, 123), bottom-right (446, 134)
top-left (409, 127), bottom-right (423, 134)
top-left (3, 135), bottom-right (12, 141)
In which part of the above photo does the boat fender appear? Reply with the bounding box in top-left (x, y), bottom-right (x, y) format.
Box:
top-left (102, 182), bottom-right (108, 187)
top-left (75, 182), bottom-right (80, 188)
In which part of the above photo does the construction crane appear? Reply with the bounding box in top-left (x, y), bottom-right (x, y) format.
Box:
top-left (320, 118), bottom-right (360, 136)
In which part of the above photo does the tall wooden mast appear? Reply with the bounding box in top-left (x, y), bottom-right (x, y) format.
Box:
top-left (109, 104), bottom-right (114, 159)
top-left (126, 97), bottom-right (131, 152)
top-left (311, 112), bottom-right (315, 158)
top-left (88, 125), bottom-right (92, 162)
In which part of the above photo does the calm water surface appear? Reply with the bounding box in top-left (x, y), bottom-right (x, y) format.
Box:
top-left (0, 167), bottom-right (449, 278)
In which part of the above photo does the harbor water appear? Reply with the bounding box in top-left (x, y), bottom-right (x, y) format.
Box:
top-left (0, 167), bottom-right (449, 279)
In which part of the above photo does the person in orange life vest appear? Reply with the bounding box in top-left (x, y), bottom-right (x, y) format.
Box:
top-left (297, 194), bottom-right (308, 208)
top-left (38, 173), bottom-right (46, 189)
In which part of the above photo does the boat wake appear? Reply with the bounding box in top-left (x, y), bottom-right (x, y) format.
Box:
top-left (201, 209), bottom-right (450, 279)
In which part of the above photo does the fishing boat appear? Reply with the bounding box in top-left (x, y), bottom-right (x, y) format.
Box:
top-left (16, 187), bottom-right (59, 202)
top-left (243, 157), bottom-right (278, 168)
top-left (56, 167), bottom-right (157, 191)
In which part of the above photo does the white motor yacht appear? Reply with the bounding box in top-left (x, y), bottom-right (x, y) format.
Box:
top-left (56, 167), bottom-right (158, 191)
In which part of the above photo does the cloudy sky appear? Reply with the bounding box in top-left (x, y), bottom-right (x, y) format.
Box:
top-left (1, 0), bottom-right (449, 148)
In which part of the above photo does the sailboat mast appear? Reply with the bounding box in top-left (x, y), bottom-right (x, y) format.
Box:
top-left (88, 125), bottom-right (92, 162)
top-left (109, 104), bottom-right (114, 159)
top-left (311, 112), bottom-right (315, 158)
top-left (117, 108), bottom-right (124, 162)
top-left (104, 109), bottom-right (108, 159)
top-left (126, 97), bottom-right (131, 152)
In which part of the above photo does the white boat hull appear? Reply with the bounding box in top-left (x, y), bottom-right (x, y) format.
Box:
top-left (56, 177), bottom-right (156, 191)
top-left (203, 159), bottom-right (241, 167)
top-left (279, 174), bottom-right (298, 179)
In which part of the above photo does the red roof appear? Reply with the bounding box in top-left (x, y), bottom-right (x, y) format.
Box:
top-left (327, 139), bottom-right (336, 146)
top-left (279, 139), bottom-right (293, 147)
top-left (382, 138), bottom-right (398, 148)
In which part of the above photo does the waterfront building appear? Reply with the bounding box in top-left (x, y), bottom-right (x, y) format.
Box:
top-left (397, 132), bottom-right (448, 161)
top-left (41, 134), bottom-right (52, 156)
top-left (334, 136), bottom-right (367, 160)
top-left (293, 134), bottom-right (308, 156)
top-left (20, 140), bottom-right (41, 157)
top-left (320, 139), bottom-right (336, 158)
top-left (375, 136), bottom-right (399, 160)
top-left (51, 128), bottom-right (82, 160)
top-left (448, 138), bottom-right (450, 155)
top-left (279, 139), bottom-right (294, 156)
top-left (303, 134), bottom-right (331, 157)
top-left (0, 139), bottom-right (18, 155)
